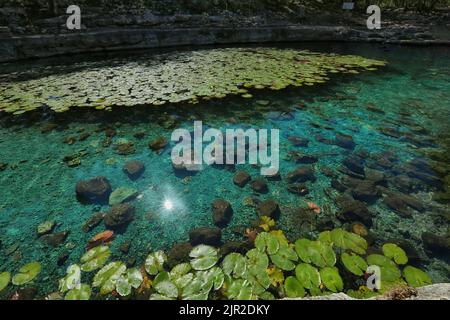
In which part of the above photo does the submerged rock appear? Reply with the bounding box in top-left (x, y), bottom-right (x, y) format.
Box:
top-left (287, 183), bottom-right (309, 196)
top-left (337, 197), bottom-right (373, 226)
top-left (149, 137), bottom-right (168, 151)
top-left (219, 240), bottom-right (253, 256)
top-left (82, 212), bottom-right (105, 233)
top-left (123, 160), bottom-right (145, 180)
top-left (76, 177), bottom-right (112, 204)
top-left (167, 242), bottom-right (192, 268)
top-left (0, 162), bottom-right (8, 171)
top-left (41, 231), bottom-right (69, 247)
top-left (422, 232), bottom-right (450, 256)
top-left (343, 155), bottom-right (365, 176)
top-left (212, 199), bottom-right (233, 227)
top-left (286, 167), bottom-right (316, 183)
top-left (334, 133), bottom-right (356, 150)
top-left (113, 140), bottom-right (135, 155)
top-left (233, 170), bottom-right (251, 187)
top-left (251, 178), bottom-right (268, 193)
top-left (104, 203), bottom-right (135, 228)
top-left (288, 136), bottom-right (309, 147)
top-left (109, 187), bottom-right (138, 206)
top-left (189, 227), bottom-right (222, 246)
top-left (256, 199), bottom-right (280, 219)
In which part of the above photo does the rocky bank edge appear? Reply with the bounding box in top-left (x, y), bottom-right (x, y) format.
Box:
top-left (286, 283), bottom-right (450, 300)
top-left (1, 23), bottom-right (450, 63)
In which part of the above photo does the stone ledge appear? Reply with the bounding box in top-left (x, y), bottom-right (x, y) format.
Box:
top-left (0, 25), bottom-right (448, 63)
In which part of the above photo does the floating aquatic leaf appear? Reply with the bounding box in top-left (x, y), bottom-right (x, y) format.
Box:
top-left (0, 272), bottom-right (11, 292)
top-left (320, 267), bottom-right (344, 293)
top-left (270, 245), bottom-right (298, 271)
top-left (366, 254), bottom-right (401, 282)
top-left (267, 267), bottom-right (284, 287)
top-left (382, 243), bottom-right (408, 265)
top-left (154, 280), bottom-right (179, 299)
top-left (255, 232), bottom-right (280, 255)
top-left (189, 245), bottom-right (218, 271)
top-left (92, 261), bottom-right (126, 295)
top-left (403, 266), bottom-right (432, 288)
top-left (145, 250), bottom-right (167, 275)
top-left (330, 228), bottom-right (367, 255)
top-left (65, 284), bottom-right (91, 300)
top-left (59, 264), bottom-right (81, 293)
top-left (341, 252), bottom-right (368, 276)
top-left (284, 276), bottom-right (306, 298)
top-left (295, 239), bottom-right (336, 268)
top-left (225, 278), bottom-right (254, 300)
top-left (80, 245), bottom-right (111, 272)
top-left (222, 253), bottom-right (247, 278)
top-left (295, 263), bottom-right (321, 290)
top-left (12, 262), bottom-right (41, 286)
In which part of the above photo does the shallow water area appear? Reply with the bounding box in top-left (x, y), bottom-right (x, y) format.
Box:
top-left (0, 43), bottom-right (449, 298)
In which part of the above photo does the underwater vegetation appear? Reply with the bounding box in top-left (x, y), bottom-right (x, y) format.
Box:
top-left (0, 48), bottom-right (385, 114)
top-left (0, 226), bottom-right (433, 300)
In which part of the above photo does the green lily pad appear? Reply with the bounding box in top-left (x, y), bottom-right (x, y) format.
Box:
top-left (270, 245), bottom-right (298, 271)
top-left (0, 272), bottom-right (11, 292)
top-left (330, 228), bottom-right (368, 255)
top-left (366, 254), bottom-right (401, 282)
top-left (145, 250), bottom-right (167, 275)
top-left (255, 232), bottom-right (280, 255)
top-left (382, 243), bottom-right (408, 265)
top-left (295, 239), bottom-right (336, 268)
top-left (12, 262), bottom-right (41, 286)
top-left (65, 284), bottom-right (91, 300)
top-left (403, 266), bottom-right (432, 288)
top-left (92, 261), bottom-right (126, 295)
top-left (295, 263), bottom-right (321, 290)
top-left (341, 252), bottom-right (368, 276)
top-left (189, 245), bottom-right (218, 271)
top-left (59, 264), bottom-right (81, 293)
top-left (284, 276), bottom-right (306, 298)
top-left (222, 253), bottom-right (247, 278)
top-left (320, 267), bottom-right (344, 293)
top-left (225, 278), bottom-right (254, 300)
top-left (80, 245), bottom-right (111, 272)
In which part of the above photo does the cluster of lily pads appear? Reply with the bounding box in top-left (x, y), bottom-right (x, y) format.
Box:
top-left (0, 227), bottom-right (432, 300)
top-left (0, 48), bottom-right (386, 115)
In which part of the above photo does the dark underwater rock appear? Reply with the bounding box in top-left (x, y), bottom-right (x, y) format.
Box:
top-left (113, 140), bottom-right (135, 155)
top-left (233, 170), bottom-right (251, 187)
top-left (287, 183), bottom-right (309, 196)
top-left (336, 197), bottom-right (373, 226)
top-left (295, 154), bottom-right (318, 164)
top-left (212, 199), bottom-right (233, 227)
top-left (82, 212), bottom-right (105, 233)
top-left (288, 136), bottom-right (309, 147)
top-left (422, 232), bottom-right (450, 256)
top-left (343, 155), bottom-right (365, 176)
top-left (349, 180), bottom-right (381, 203)
top-left (41, 231), bottom-right (69, 247)
top-left (149, 136), bottom-right (168, 151)
top-left (331, 179), bottom-right (347, 192)
top-left (320, 166), bottom-right (336, 178)
top-left (167, 242), bottom-right (192, 269)
top-left (0, 162), bottom-right (7, 171)
top-left (123, 160), bottom-right (145, 180)
top-left (384, 196), bottom-right (411, 217)
top-left (10, 287), bottom-right (38, 300)
top-left (219, 240), bottom-right (253, 257)
top-left (104, 203), bottom-right (135, 228)
top-left (133, 130), bottom-right (146, 139)
top-left (256, 199), bottom-right (280, 219)
top-left (189, 227), bottom-right (222, 246)
top-left (76, 177), bottom-right (112, 204)
top-left (334, 133), bottom-right (356, 150)
top-left (57, 251), bottom-right (70, 266)
top-left (286, 167), bottom-right (316, 183)
top-left (251, 178), bottom-right (268, 193)
top-left (119, 242), bottom-right (131, 254)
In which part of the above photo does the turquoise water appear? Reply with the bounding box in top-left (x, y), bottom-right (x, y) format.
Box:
top-left (0, 43), bottom-right (449, 298)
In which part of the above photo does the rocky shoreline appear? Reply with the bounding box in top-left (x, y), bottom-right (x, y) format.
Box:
top-left (1, 23), bottom-right (449, 63)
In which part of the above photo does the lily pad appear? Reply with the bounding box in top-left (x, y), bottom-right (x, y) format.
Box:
top-left (145, 250), bottom-right (167, 275)
top-left (80, 245), bottom-right (111, 272)
top-left (189, 245), bottom-right (218, 271)
top-left (255, 232), bottom-right (280, 255)
top-left (403, 266), bottom-right (432, 288)
top-left (284, 276), bottom-right (306, 298)
top-left (320, 267), bottom-right (344, 293)
top-left (295, 263), bottom-right (321, 290)
top-left (59, 264), bottom-right (81, 293)
top-left (65, 284), bottom-right (91, 300)
top-left (0, 272), bottom-right (11, 292)
top-left (341, 252), bottom-right (368, 276)
top-left (295, 239), bottom-right (336, 268)
top-left (366, 254), bottom-right (401, 282)
top-left (382, 243), bottom-right (408, 265)
top-left (92, 261), bottom-right (126, 295)
top-left (329, 228), bottom-right (368, 255)
top-left (12, 262), bottom-right (41, 286)
top-left (270, 245), bottom-right (298, 271)
top-left (222, 253), bottom-right (247, 278)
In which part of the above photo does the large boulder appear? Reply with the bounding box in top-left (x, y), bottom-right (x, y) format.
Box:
top-left (212, 199), bottom-right (233, 227)
top-left (76, 177), bottom-right (112, 203)
top-left (189, 227), bottom-right (222, 246)
top-left (167, 242), bottom-right (193, 269)
top-left (123, 160), bottom-right (145, 180)
top-left (104, 203), bottom-right (135, 228)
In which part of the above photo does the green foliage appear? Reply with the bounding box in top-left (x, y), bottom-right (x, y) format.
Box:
top-left (382, 243), bottom-right (408, 265)
top-left (270, 245), bottom-right (298, 271)
top-left (80, 246), bottom-right (111, 272)
top-left (189, 245), bottom-right (218, 271)
top-left (0, 272), bottom-right (11, 292)
top-left (284, 276), bottom-right (305, 298)
top-left (224, 278), bottom-right (254, 300)
top-left (341, 252), bottom-right (368, 276)
top-left (366, 254), bottom-right (401, 282)
top-left (255, 232), bottom-right (280, 255)
top-left (92, 261), bottom-right (127, 295)
top-left (59, 264), bottom-right (81, 293)
top-left (222, 253), bottom-right (247, 278)
top-left (320, 267), bottom-right (344, 293)
top-left (295, 263), bottom-right (321, 290)
top-left (145, 250), bottom-right (167, 275)
top-left (0, 48), bottom-right (386, 115)
top-left (12, 262), bottom-right (41, 286)
top-left (403, 266), bottom-right (432, 287)
top-left (116, 268), bottom-right (143, 296)
top-left (325, 228), bottom-right (368, 255)
top-left (295, 239), bottom-right (336, 268)
top-left (65, 284), bottom-right (92, 300)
